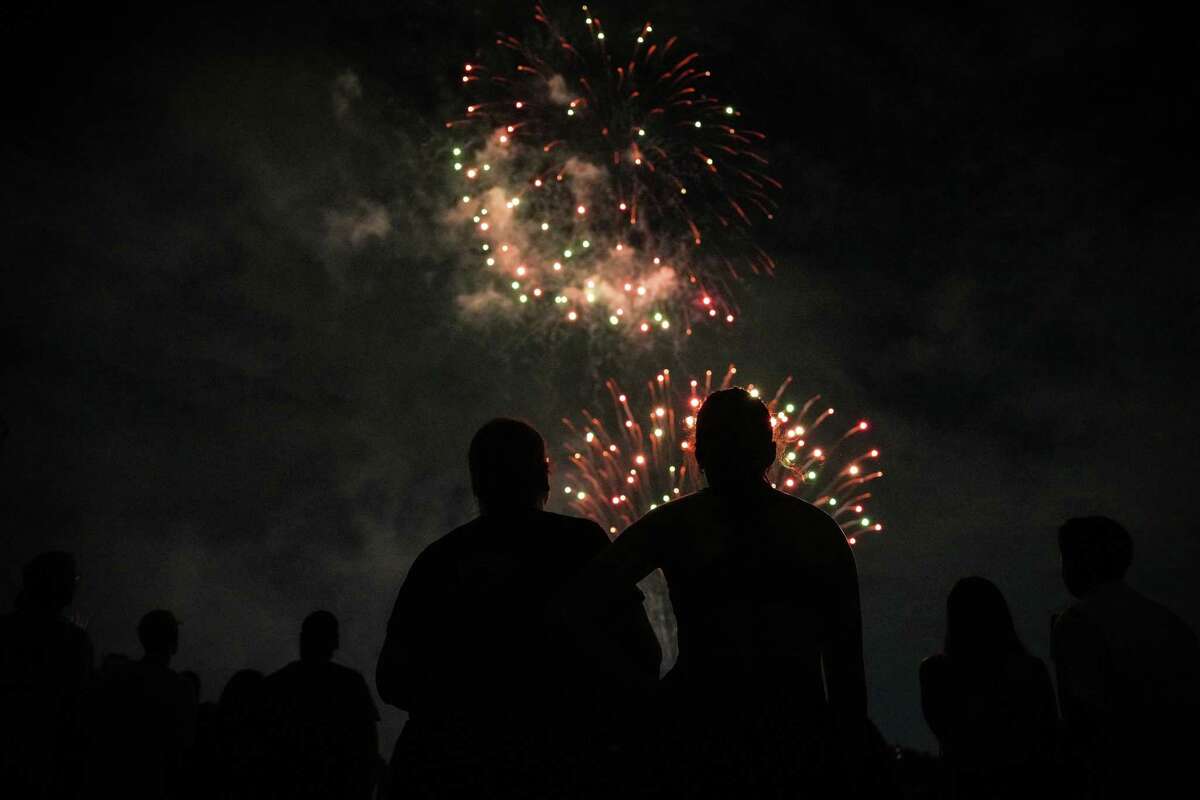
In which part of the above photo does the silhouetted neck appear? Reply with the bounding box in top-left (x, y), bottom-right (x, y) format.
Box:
top-left (141, 653), bottom-right (172, 668)
top-left (479, 503), bottom-right (542, 518)
top-left (1077, 578), bottom-right (1128, 600)
top-left (704, 475), bottom-right (771, 496)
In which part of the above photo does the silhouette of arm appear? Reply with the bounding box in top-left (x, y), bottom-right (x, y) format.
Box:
top-left (919, 655), bottom-right (953, 743)
top-left (581, 522), bottom-right (662, 683)
top-left (553, 515), bottom-right (665, 692)
top-left (183, 678), bottom-right (198, 750)
top-left (376, 551), bottom-right (441, 713)
top-left (821, 532), bottom-right (867, 728)
top-left (1051, 609), bottom-right (1111, 727)
top-left (1029, 657), bottom-right (1060, 752)
top-left (618, 596), bottom-right (663, 683)
top-left (352, 672), bottom-right (380, 799)
top-left (75, 630), bottom-right (95, 689)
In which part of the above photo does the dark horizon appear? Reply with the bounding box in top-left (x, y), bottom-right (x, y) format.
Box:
top-left (3, 0), bottom-right (1198, 752)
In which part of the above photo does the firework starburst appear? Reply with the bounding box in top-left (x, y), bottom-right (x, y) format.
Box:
top-left (447, 4), bottom-right (779, 339)
top-left (562, 365), bottom-right (884, 543)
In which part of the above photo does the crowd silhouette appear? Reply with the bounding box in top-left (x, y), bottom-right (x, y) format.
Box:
top-left (2, 389), bottom-right (1198, 798)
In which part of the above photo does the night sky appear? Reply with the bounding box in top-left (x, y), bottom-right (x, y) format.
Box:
top-left (4, 1), bottom-right (1198, 752)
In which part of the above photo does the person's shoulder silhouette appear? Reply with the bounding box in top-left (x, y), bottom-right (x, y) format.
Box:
top-left (557, 388), bottom-right (867, 797)
top-left (0, 551), bottom-right (93, 797)
top-left (0, 551), bottom-right (92, 688)
top-left (920, 577), bottom-right (1057, 797)
top-left (1051, 517), bottom-right (1199, 795)
top-left (215, 669), bottom-right (267, 800)
top-left (379, 418), bottom-right (656, 712)
top-left (566, 387), bottom-right (860, 680)
top-left (377, 418), bottom-right (659, 798)
top-left (88, 609), bottom-right (196, 799)
top-left (267, 612), bottom-right (378, 728)
top-left (263, 610), bottom-right (378, 800)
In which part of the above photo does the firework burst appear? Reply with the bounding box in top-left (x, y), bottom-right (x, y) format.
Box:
top-left (561, 365), bottom-right (884, 543)
top-left (447, 3), bottom-right (779, 339)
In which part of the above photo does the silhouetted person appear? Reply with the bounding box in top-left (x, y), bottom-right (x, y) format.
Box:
top-left (89, 609), bottom-right (197, 799)
top-left (1051, 517), bottom-right (1200, 798)
top-left (377, 418), bottom-right (661, 799)
top-left (920, 577), bottom-right (1057, 798)
top-left (0, 551), bottom-right (93, 798)
top-left (557, 388), bottom-right (867, 798)
top-left (261, 610), bottom-right (379, 799)
top-left (216, 669), bottom-right (267, 800)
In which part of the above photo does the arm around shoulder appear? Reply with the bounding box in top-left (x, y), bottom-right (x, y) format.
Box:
top-left (821, 525), bottom-right (867, 725)
top-left (919, 654), bottom-right (952, 741)
top-left (550, 514), bottom-right (666, 693)
top-left (375, 551), bottom-right (435, 712)
top-left (553, 513), bottom-right (664, 629)
top-left (1051, 608), bottom-right (1111, 724)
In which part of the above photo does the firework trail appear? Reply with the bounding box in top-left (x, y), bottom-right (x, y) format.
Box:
top-left (446, 3), bottom-right (779, 340)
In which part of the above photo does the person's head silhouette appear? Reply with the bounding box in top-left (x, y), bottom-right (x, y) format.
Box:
top-left (1058, 516), bottom-right (1132, 597)
top-left (944, 576), bottom-right (1025, 665)
top-left (16, 551), bottom-right (78, 614)
top-left (468, 418), bottom-right (551, 514)
top-left (694, 388), bottom-right (777, 488)
top-left (138, 609), bottom-right (180, 665)
top-left (300, 609), bottom-right (339, 662)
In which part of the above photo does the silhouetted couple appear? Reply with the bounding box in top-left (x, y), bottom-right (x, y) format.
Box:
top-left (377, 388), bottom-right (867, 798)
top-left (920, 519), bottom-right (1200, 799)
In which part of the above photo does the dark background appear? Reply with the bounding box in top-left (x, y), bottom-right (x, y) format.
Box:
top-left (3, 0), bottom-right (1197, 752)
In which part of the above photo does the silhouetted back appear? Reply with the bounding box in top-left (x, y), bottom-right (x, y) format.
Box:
top-left (187, 697), bottom-right (219, 800)
top-left (576, 484), bottom-right (863, 795)
top-left (262, 611), bottom-right (379, 800)
top-left (377, 418), bottom-right (659, 798)
top-left (0, 551), bottom-right (93, 798)
top-left (1052, 517), bottom-right (1200, 797)
top-left (216, 669), bottom-right (267, 800)
top-left (661, 487), bottom-right (857, 701)
top-left (87, 610), bottom-right (197, 799)
top-left (920, 577), bottom-right (1057, 799)
top-left (557, 389), bottom-right (866, 797)
top-left (378, 508), bottom-right (659, 798)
